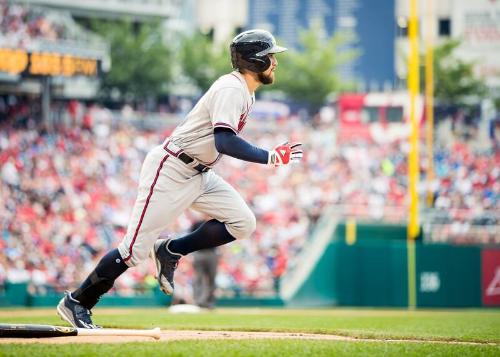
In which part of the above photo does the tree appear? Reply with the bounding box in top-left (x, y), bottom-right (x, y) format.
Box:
top-left (88, 20), bottom-right (172, 104)
top-left (179, 32), bottom-right (232, 93)
top-left (270, 22), bottom-right (360, 114)
top-left (425, 39), bottom-right (487, 106)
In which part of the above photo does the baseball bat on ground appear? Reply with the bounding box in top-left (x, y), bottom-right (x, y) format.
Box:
top-left (0, 323), bottom-right (161, 339)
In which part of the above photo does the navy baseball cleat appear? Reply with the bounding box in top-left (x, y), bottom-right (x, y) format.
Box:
top-left (56, 291), bottom-right (99, 329)
top-left (152, 238), bottom-right (181, 295)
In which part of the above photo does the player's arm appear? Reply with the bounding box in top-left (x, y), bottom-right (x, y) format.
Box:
top-left (214, 128), bottom-right (267, 163)
top-left (214, 128), bottom-right (302, 166)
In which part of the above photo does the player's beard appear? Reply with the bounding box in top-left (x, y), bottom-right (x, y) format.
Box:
top-left (257, 71), bottom-right (274, 85)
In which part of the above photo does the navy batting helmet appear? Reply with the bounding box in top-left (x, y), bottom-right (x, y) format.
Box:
top-left (230, 29), bottom-right (287, 73)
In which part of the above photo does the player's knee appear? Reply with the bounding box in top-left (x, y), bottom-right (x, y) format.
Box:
top-left (123, 253), bottom-right (143, 268)
top-left (232, 211), bottom-right (256, 240)
top-left (117, 242), bottom-right (145, 267)
top-left (246, 213), bottom-right (257, 237)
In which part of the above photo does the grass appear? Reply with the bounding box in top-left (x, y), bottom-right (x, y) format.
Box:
top-left (0, 307), bottom-right (499, 356)
top-left (1, 340), bottom-right (499, 357)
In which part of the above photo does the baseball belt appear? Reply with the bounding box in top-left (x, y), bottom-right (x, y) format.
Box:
top-left (164, 141), bottom-right (210, 173)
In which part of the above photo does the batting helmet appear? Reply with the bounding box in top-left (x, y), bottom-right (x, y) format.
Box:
top-left (230, 29), bottom-right (287, 73)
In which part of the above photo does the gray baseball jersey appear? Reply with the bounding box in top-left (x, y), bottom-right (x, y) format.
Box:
top-left (170, 71), bottom-right (255, 165)
top-left (118, 71), bottom-right (257, 267)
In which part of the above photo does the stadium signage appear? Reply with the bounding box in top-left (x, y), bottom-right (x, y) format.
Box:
top-left (482, 249), bottom-right (500, 306)
top-left (0, 48), bottom-right (100, 77)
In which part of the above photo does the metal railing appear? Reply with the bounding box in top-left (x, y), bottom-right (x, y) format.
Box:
top-left (422, 208), bottom-right (500, 245)
top-left (329, 204), bottom-right (407, 223)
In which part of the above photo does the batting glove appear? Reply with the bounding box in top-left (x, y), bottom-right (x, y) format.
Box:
top-left (268, 141), bottom-right (303, 167)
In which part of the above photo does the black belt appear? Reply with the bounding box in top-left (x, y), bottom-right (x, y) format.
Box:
top-left (177, 152), bottom-right (210, 173)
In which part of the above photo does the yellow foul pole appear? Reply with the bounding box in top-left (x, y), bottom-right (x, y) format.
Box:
top-left (425, 0), bottom-right (435, 208)
top-left (407, 0), bottom-right (420, 309)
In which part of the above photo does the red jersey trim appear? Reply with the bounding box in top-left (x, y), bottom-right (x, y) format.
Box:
top-left (123, 154), bottom-right (170, 262)
top-left (214, 122), bottom-right (238, 134)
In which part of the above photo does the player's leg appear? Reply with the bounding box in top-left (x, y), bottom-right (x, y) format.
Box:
top-left (194, 252), bottom-right (217, 308)
top-left (56, 248), bottom-right (127, 328)
top-left (197, 256), bottom-right (210, 308)
top-left (58, 147), bottom-right (201, 327)
top-left (181, 171), bottom-right (255, 250)
top-left (152, 216), bottom-right (237, 295)
top-left (205, 250), bottom-right (218, 308)
top-left (166, 171), bottom-right (256, 256)
top-left (192, 253), bottom-right (204, 306)
top-left (154, 171), bottom-right (255, 295)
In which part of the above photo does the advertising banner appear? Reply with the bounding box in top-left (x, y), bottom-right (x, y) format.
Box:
top-left (482, 249), bottom-right (500, 306)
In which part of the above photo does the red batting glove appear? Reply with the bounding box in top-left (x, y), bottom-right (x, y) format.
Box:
top-left (268, 141), bottom-right (303, 167)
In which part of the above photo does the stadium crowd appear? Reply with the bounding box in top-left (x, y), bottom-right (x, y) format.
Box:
top-left (0, 99), bottom-right (499, 299)
top-left (0, 1), bottom-right (65, 47)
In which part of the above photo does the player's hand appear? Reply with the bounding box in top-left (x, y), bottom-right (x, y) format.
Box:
top-left (268, 141), bottom-right (303, 167)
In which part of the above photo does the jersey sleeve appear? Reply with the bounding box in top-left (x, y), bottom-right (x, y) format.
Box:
top-left (209, 87), bottom-right (244, 134)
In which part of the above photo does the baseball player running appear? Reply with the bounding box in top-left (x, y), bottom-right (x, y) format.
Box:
top-left (57, 29), bottom-right (303, 328)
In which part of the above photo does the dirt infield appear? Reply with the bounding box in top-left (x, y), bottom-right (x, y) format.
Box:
top-left (0, 330), bottom-right (497, 345)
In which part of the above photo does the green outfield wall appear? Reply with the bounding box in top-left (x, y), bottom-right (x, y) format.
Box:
top-left (0, 285), bottom-right (283, 308)
top-left (287, 222), bottom-right (498, 308)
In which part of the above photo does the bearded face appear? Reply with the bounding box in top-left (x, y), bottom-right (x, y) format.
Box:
top-left (257, 54), bottom-right (277, 85)
top-left (257, 71), bottom-right (274, 85)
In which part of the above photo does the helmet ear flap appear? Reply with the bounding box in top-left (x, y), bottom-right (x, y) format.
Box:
top-left (250, 56), bottom-right (271, 72)
top-left (231, 48), bottom-right (271, 73)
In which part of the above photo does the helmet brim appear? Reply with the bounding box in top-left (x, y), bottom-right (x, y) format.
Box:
top-left (256, 45), bottom-right (287, 56)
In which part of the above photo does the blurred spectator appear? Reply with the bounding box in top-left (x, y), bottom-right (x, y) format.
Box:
top-left (0, 1), bottom-right (65, 48)
top-left (191, 219), bottom-right (218, 309)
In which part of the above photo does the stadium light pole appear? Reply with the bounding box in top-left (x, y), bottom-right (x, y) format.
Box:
top-left (425, 0), bottom-right (435, 208)
top-left (407, 0), bottom-right (420, 310)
